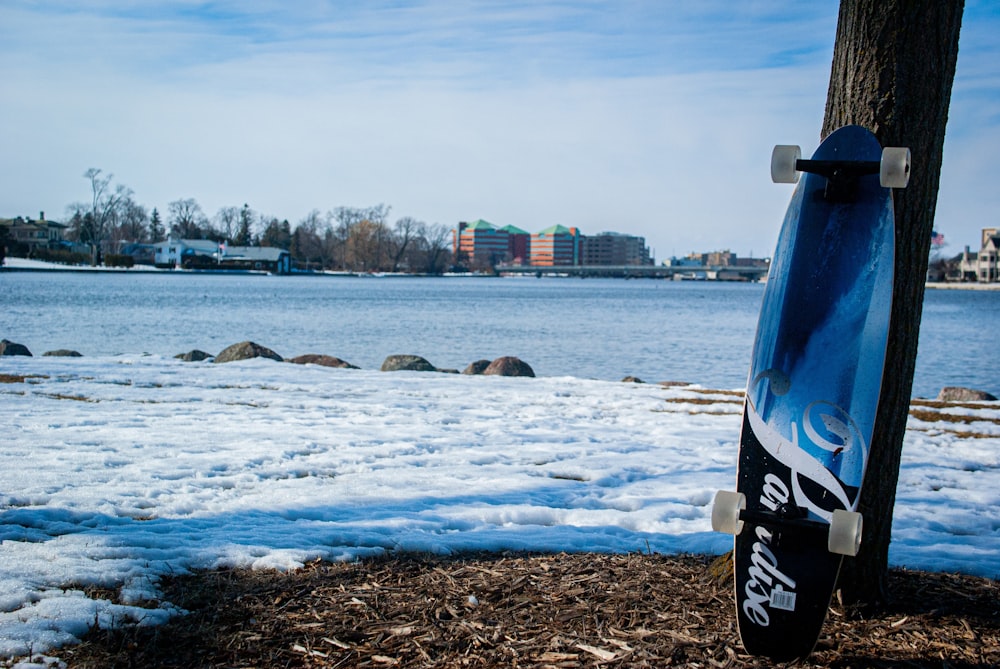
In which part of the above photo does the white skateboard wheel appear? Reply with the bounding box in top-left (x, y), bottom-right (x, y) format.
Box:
top-left (771, 145), bottom-right (801, 184)
top-left (712, 490), bottom-right (746, 535)
top-left (828, 509), bottom-right (863, 556)
top-left (880, 147), bottom-right (911, 188)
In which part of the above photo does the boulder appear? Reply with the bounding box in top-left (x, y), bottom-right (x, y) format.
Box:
top-left (43, 349), bottom-right (82, 357)
top-left (621, 376), bottom-right (645, 383)
top-left (213, 341), bottom-right (283, 364)
top-left (936, 386), bottom-right (998, 402)
top-left (483, 356), bottom-right (535, 377)
top-left (0, 339), bottom-right (32, 357)
top-left (175, 350), bottom-right (214, 362)
top-left (380, 354), bottom-right (437, 372)
top-left (287, 354), bottom-right (359, 369)
top-left (462, 360), bottom-right (492, 375)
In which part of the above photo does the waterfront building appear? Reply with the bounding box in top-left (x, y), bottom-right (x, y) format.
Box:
top-left (959, 227), bottom-right (1000, 282)
top-left (454, 220), bottom-right (510, 269)
top-left (153, 237), bottom-right (290, 274)
top-left (580, 232), bottom-right (652, 266)
top-left (153, 238), bottom-right (219, 267)
top-left (0, 213), bottom-right (66, 253)
top-left (530, 225), bottom-right (580, 266)
top-left (499, 224), bottom-right (530, 265)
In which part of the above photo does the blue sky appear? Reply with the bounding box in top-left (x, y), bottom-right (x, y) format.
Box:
top-left (1, 1), bottom-right (997, 259)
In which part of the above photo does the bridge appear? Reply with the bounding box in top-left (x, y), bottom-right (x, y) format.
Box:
top-left (495, 263), bottom-right (769, 282)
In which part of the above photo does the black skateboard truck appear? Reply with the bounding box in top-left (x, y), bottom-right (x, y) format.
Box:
top-left (712, 490), bottom-right (863, 556)
top-left (771, 144), bottom-right (911, 202)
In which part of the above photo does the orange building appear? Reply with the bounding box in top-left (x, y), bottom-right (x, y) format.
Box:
top-left (455, 220), bottom-right (510, 268)
top-left (530, 225), bottom-right (580, 266)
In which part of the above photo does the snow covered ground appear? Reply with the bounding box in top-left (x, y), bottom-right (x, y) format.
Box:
top-left (1, 258), bottom-right (162, 272)
top-left (1, 354), bottom-right (998, 661)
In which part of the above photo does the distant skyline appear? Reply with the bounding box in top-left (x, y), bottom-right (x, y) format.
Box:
top-left (1, 1), bottom-right (997, 258)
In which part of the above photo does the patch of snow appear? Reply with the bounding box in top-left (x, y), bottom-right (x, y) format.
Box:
top-left (0, 355), bottom-right (997, 658)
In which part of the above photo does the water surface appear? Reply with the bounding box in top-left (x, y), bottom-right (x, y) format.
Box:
top-left (1, 272), bottom-right (995, 397)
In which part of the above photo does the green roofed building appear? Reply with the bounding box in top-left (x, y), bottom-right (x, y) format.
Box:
top-left (455, 219), bottom-right (509, 269)
top-left (530, 225), bottom-right (580, 266)
top-left (499, 225), bottom-right (530, 264)
top-left (499, 224), bottom-right (529, 235)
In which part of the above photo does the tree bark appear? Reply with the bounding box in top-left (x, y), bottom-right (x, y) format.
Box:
top-left (821, 0), bottom-right (964, 606)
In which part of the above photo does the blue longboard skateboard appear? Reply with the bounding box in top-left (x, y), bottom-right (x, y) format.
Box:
top-left (712, 125), bottom-right (910, 661)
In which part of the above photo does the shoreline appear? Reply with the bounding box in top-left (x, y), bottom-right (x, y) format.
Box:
top-left (924, 280), bottom-right (1000, 291)
top-left (6, 258), bottom-right (1000, 289)
top-left (3, 348), bottom-right (998, 401)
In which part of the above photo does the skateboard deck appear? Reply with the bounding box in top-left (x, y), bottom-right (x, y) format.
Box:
top-left (713, 125), bottom-right (907, 661)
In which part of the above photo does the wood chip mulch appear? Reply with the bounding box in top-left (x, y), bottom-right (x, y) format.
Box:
top-left (49, 552), bottom-right (999, 668)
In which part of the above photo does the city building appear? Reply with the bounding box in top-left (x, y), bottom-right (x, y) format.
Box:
top-left (662, 251), bottom-right (769, 281)
top-left (530, 225), bottom-right (580, 266)
top-left (454, 220), bottom-right (510, 269)
top-left (498, 224), bottom-right (530, 265)
top-left (580, 232), bottom-right (652, 266)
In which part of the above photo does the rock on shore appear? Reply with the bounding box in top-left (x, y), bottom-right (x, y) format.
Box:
top-left (43, 349), bottom-right (82, 357)
top-left (483, 356), bottom-right (535, 377)
top-left (176, 350), bottom-right (214, 362)
top-left (381, 354), bottom-right (437, 372)
top-left (213, 341), bottom-right (283, 364)
top-left (287, 354), bottom-right (359, 369)
top-left (937, 386), bottom-right (998, 402)
top-left (0, 339), bottom-right (32, 356)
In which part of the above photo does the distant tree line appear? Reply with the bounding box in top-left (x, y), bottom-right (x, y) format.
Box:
top-left (63, 169), bottom-right (454, 273)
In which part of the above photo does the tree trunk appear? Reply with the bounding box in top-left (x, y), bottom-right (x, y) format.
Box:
top-left (822, 0), bottom-right (964, 606)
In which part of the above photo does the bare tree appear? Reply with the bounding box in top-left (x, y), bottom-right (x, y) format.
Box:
top-left (345, 219), bottom-right (387, 271)
top-left (334, 204), bottom-right (391, 271)
top-left (109, 198), bottom-right (149, 251)
top-left (80, 168), bottom-right (130, 264)
top-left (214, 206), bottom-right (241, 243)
top-left (390, 216), bottom-right (421, 272)
top-left (822, 0), bottom-right (964, 607)
top-left (292, 210), bottom-right (325, 270)
top-left (168, 198), bottom-right (208, 239)
top-left (416, 222), bottom-right (454, 274)
top-left (321, 219), bottom-right (342, 270)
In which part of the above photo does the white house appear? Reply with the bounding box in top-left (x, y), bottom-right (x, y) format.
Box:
top-left (152, 238), bottom-right (291, 274)
top-left (153, 238), bottom-right (220, 267)
top-left (958, 228), bottom-right (1000, 283)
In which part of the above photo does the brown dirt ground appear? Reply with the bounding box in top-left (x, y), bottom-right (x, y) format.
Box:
top-left (43, 552), bottom-right (999, 668)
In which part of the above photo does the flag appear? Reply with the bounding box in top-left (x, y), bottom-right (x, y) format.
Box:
top-left (931, 231), bottom-right (945, 246)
